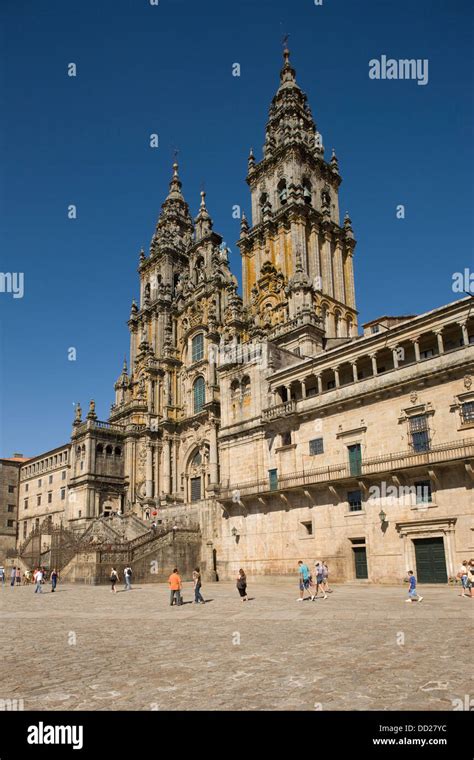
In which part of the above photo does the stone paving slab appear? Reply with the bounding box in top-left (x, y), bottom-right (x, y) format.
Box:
top-left (0, 582), bottom-right (471, 711)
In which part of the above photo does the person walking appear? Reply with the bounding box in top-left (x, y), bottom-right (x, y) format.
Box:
top-left (467, 559), bottom-right (474, 598)
top-left (168, 568), bottom-right (183, 606)
top-left (15, 567), bottom-right (21, 586)
top-left (34, 567), bottom-right (44, 593)
top-left (123, 565), bottom-right (132, 591)
top-left (236, 568), bottom-right (248, 602)
top-left (50, 568), bottom-right (59, 592)
top-left (192, 567), bottom-right (205, 604)
top-left (0, 566), bottom-right (5, 587)
top-left (457, 560), bottom-right (469, 597)
top-left (322, 561), bottom-right (332, 593)
top-left (297, 560), bottom-right (313, 601)
top-left (110, 567), bottom-right (119, 593)
top-left (405, 571), bottom-right (423, 603)
top-left (314, 562), bottom-right (328, 600)
top-left (10, 566), bottom-right (16, 588)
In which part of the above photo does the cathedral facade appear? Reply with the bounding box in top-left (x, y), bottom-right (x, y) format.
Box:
top-left (14, 48), bottom-right (474, 583)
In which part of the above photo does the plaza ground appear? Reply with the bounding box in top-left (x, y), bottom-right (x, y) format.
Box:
top-left (1, 579), bottom-right (471, 711)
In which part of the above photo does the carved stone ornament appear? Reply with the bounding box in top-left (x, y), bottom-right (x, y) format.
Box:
top-left (464, 375), bottom-right (472, 390)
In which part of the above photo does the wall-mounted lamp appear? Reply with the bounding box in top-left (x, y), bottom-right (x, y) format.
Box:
top-left (379, 509), bottom-right (387, 525)
top-left (231, 527), bottom-right (239, 538)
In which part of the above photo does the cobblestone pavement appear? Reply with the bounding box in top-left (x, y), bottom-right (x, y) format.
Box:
top-left (1, 580), bottom-right (471, 711)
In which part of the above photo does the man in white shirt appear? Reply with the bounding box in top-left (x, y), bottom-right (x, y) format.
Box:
top-left (34, 569), bottom-right (43, 593)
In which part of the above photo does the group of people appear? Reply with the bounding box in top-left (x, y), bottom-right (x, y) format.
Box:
top-left (109, 565), bottom-right (133, 593)
top-left (458, 559), bottom-right (474, 598)
top-left (0, 566), bottom-right (59, 592)
top-left (297, 560), bottom-right (331, 601)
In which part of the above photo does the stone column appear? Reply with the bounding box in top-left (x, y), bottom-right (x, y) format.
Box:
top-left (334, 366), bottom-right (340, 388)
top-left (435, 329), bottom-right (444, 355)
top-left (301, 380), bottom-right (307, 399)
top-left (146, 443), bottom-right (153, 498)
top-left (351, 362), bottom-right (358, 382)
top-left (333, 240), bottom-right (345, 304)
top-left (392, 347), bottom-right (400, 369)
top-left (343, 248), bottom-right (356, 309)
top-left (321, 233), bottom-right (334, 298)
top-left (209, 420), bottom-right (219, 486)
top-left (162, 437), bottom-right (171, 495)
top-left (286, 385), bottom-right (292, 402)
top-left (412, 338), bottom-right (421, 362)
top-left (154, 442), bottom-right (160, 498)
top-left (371, 353), bottom-right (378, 376)
top-left (317, 374), bottom-right (323, 394)
top-left (459, 321), bottom-right (468, 346)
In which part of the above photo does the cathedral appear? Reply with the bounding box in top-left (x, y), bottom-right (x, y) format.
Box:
top-left (7, 47), bottom-right (474, 584)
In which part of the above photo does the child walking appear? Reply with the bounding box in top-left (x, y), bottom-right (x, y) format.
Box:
top-left (405, 571), bottom-right (423, 603)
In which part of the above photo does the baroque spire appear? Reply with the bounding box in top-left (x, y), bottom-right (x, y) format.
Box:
top-left (150, 160), bottom-right (194, 256)
top-left (194, 190), bottom-right (213, 242)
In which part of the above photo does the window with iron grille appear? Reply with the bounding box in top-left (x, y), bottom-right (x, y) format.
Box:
top-left (347, 490), bottom-right (363, 511)
top-left (7, 520), bottom-right (14, 528)
top-left (61, 488), bottom-right (66, 500)
top-left (461, 401), bottom-right (474, 424)
top-left (8, 485), bottom-right (15, 493)
top-left (309, 438), bottom-right (324, 456)
top-left (190, 476), bottom-right (202, 502)
top-left (192, 333), bottom-right (204, 362)
top-left (7, 505), bottom-right (14, 513)
top-left (193, 376), bottom-right (205, 413)
top-left (415, 480), bottom-right (432, 504)
top-left (409, 415), bottom-right (430, 452)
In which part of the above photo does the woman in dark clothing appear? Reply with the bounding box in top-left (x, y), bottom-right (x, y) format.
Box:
top-left (110, 567), bottom-right (119, 593)
top-left (236, 568), bottom-right (248, 602)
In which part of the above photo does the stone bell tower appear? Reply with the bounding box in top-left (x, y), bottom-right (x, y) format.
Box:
top-left (238, 45), bottom-right (358, 355)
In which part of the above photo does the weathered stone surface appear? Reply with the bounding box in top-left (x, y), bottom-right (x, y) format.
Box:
top-left (1, 581), bottom-right (470, 711)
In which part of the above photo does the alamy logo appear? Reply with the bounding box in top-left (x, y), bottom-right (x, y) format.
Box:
top-left (369, 55), bottom-right (429, 86)
top-left (27, 722), bottom-right (83, 750)
top-left (0, 272), bottom-right (24, 298)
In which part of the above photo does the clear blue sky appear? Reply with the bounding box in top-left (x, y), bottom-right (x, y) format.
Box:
top-left (0, 0), bottom-right (473, 457)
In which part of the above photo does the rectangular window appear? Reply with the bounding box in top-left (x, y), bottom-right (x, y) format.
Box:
top-left (25, 483), bottom-right (29, 492)
top-left (7, 505), bottom-right (15, 513)
top-left (190, 477), bottom-right (202, 502)
top-left (62, 470), bottom-right (66, 480)
top-left (48, 492), bottom-right (52, 504)
top-left (37, 495), bottom-right (41, 506)
top-left (7, 520), bottom-right (14, 528)
top-left (327, 380), bottom-right (335, 390)
top-left (37, 479), bottom-right (42, 488)
top-left (24, 499), bottom-right (28, 510)
top-left (49, 474), bottom-right (53, 484)
top-left (409, 415), bottom-right (430, 452)
top-left (301, 521), bottom-right (313, 536)
top-left (415, 480), bottom-right (432, 504)
top-left (347, 489), bottom-right (363, 511)
top-left (192, 333), bottom-right (204, 362)
top-left (8, 485), bottom-right (15, 493)
top-left (60, 488), bottom-right (66, 501)
top-left (268, 468), bottom-right (278, 491)
top-left (420, 348), bottom-right (434, 359)
top-left (281, 431), bottom-right (292, 447)
top-left (461, 401), bottom-right (474, 424)
top-left (371, 325), bottom-right (380, 334)
top-left (309, 437), bottom-right (324, 456)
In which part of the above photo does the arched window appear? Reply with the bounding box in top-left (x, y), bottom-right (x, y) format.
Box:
top-left (114, 447), bottom-right (122, 456)
top-left (303, 178), bottom-right (312, 205)
top-left (241, 376), bottom-right (251, 397)
top-left (193, 376), bottom-right (205, 414)
top-left (259, 192), bottom-right (268, 207)
top-left (334, 311), bottom-right (341, 338)
top-left (105, 445), bottom-right (113, 456)
top-left (96, 444), bottom-right (104, 456)
top-left (278, 179), bottom-right (287, 205)
top-left (192, 333), bottom-right (204, 362)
